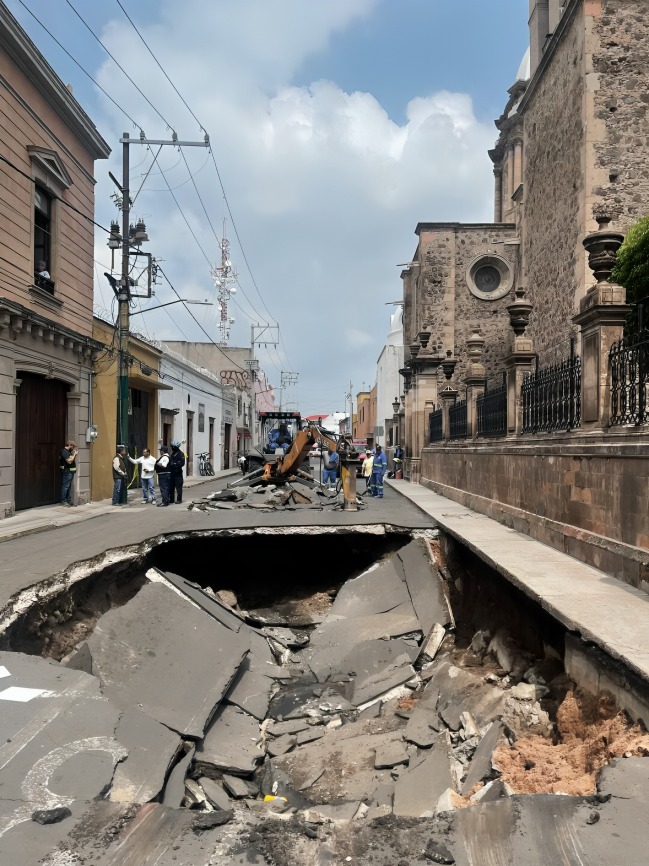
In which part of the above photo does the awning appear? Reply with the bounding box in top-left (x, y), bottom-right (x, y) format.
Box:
top-left (128, 372), bottom-right (173, 391)
top-left (237, 427), bottom-right (252, 438)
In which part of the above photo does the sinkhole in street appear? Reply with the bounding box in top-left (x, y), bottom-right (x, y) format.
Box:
top-left (5, 520), bottom-right (649, 857)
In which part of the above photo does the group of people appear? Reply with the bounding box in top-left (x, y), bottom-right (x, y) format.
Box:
top-left (321, 443), bottom-right (404, 499)
top-left (111, 441), bottom-right (185, 507)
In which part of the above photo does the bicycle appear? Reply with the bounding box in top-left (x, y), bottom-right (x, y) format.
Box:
top-left (197, 452), bottom-right (215, 476)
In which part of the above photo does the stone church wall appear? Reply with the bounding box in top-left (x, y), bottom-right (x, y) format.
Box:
top-left (403, 225), bottom-right (518, 385)
top-left (593, 0), bottom-right (649, 229)
top-left (521, 6), bottom-right (586, 366)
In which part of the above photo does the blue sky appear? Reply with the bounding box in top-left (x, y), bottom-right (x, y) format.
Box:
top-left (5, 0), bottom-right (528, 414)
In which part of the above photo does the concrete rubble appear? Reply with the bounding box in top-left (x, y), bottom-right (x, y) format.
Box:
top-left (3, 535), bottom-right (649, 864)
top-left (186, 477), bottom-right (364, 513)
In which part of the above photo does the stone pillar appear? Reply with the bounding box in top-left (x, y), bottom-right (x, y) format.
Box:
top-left (506, 349), bottom-right (535, 434)
top-left (415, 371), bottom-right (440, 449)
top-left (67, 389), bottom-right (82, 505)
top-left (507, 147), bottom-right (515, 208)
top-left (493, 166), bottom-right (503, 222)
top-left (573, 217), bottom-right (630, 428)
top-left (513, 140), bottom-right (523, 190)
top-left (465, 331), bottom-right (486, 439)
top-left (440, 386), bottom-right (458, 441)
top-left (506, 289), bottom-right (535, 435)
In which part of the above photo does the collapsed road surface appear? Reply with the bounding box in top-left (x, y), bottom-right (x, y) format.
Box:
top-left (0, 519), bottom-right (648, 865)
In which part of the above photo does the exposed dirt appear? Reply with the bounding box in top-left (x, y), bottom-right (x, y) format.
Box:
top-left (493, 688), bottom-right (649, 795)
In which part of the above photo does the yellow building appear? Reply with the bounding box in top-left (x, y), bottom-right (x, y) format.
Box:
top-left (91, 317), bottom-right (171, 501)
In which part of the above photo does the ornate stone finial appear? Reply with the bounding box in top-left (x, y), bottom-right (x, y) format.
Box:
top-left (506, 287), bottom-right (533, 337)
top-left (583, 215), bottom-right (625, 291)
top-left (440, 349), bottom-right (457, 381)
top-left (466, 331), bottom-right (485, 361)
top-left (417, 330), bottom-right (431, 349)
top-left (465, 331), bottom-right (486, 381)
top-left (409, 342), bottom-right (421, 360)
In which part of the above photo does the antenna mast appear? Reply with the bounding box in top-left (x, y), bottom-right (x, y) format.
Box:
top-left (211, 220), bottom-right (238, 346)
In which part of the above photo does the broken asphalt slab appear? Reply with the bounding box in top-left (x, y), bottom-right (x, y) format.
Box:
top-left (85, 581), bottom-right (249, 738)
top-left (0, 652), bottom-right (126, 865)
top-left (196, 704), bottom-right (262, 777)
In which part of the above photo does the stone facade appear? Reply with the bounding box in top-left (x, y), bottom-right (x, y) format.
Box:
top-left (0, 6), bottom-right (109, 514)
top-left (592, 0), bottom-right (649, 227)
top-left (401, 0), bottom-right (649, 579)
top-left (402, 223), bottom-right (519, 386)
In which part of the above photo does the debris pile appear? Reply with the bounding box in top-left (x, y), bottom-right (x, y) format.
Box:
top-left (2, 536), bottom-right (648, 864)
top-left (186, 479), bottom-right (364, 512)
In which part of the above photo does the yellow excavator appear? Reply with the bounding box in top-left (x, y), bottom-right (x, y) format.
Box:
top-left (232, 419), bottom-right (361, 510)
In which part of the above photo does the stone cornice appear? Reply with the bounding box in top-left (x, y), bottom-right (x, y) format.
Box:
top-left (415, 222), bottom-right (516, 235)
top-left (0, 296), bottom-right (102, 351)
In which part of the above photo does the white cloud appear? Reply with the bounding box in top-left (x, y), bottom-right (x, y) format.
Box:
top-left (89, 0), bottom-right (496, 413)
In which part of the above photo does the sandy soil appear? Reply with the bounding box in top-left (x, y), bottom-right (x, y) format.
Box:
top-left (493, 688), bottom-right (649, 795)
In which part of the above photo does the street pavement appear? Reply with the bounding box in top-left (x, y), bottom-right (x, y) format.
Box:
top-left (0, 471), bottom-right (433, 621)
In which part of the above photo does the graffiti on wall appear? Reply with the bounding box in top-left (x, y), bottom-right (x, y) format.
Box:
top-left (219, 370), bottom-right (251, 389)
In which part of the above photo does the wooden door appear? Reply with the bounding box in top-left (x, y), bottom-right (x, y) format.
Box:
top-left (15, 372), bottom-right (68, 510)
top-left (223, 423), bottom-right (231, 469)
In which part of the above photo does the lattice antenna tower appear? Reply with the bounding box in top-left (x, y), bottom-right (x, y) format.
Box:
top-left (210, 220), bottom-right (238, 346)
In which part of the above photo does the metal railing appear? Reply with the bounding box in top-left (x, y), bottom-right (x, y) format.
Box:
top-left (33, 272), bottom-right (55, 294)
top-left (522, 349), bottom-right (581, 433)
top-left (609, 329), bottom-right (649, 425)
top-left (449, 398), bottom-right (468, 439)
top-left (477, 375), bottom-right (507, 437)
top-left (428, 406), bottom-right (443, 442)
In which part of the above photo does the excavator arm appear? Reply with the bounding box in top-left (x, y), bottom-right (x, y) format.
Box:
top-left (262, 424), bottom-right (354, 482)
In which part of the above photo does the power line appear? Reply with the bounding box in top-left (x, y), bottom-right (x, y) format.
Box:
top-left (110, 0), bottom-right (285, 337)
top-left (64, 0), bottom-right (175, 132)
top-left (113, 0), bottom-right (206, 134)
top-left (14, 0), bottom-right (142, 131)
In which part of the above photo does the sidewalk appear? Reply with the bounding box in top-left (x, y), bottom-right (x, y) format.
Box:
top-left (0, 469), bottom-right (240, 544)
top-left (386, 477), bottom-right (649, 689)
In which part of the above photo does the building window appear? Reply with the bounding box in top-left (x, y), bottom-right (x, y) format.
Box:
top-left (34, 185), bottom-right (55, 293)
top-left (466, 254), bottom-right (513, 301)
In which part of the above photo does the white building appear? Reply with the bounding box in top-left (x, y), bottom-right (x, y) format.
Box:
top-left (375, 308), bottom-right (404, 447)
top-left (158, 344), bottom-right (236, 474)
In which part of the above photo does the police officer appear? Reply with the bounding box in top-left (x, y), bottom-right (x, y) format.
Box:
top-left (155, 446), bottom-right (171, 506)
top-left (169, 440), bottom-right (186, 504)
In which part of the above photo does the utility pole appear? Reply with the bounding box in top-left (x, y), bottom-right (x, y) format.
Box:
top-left (115, 131), bottom-right (210, 457)
top-left (279, 371), bottom-right (298, 411)
top-left (250, 324), bottom-right (280, 436)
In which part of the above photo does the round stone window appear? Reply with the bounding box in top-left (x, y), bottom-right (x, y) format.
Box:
top-left (466, 254), bottom-right (513, 301)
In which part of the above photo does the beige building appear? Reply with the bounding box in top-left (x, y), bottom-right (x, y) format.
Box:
top-left (0, 4), bottom-right (110, 514)
top-left (400, 0), bottom-right (649, 585)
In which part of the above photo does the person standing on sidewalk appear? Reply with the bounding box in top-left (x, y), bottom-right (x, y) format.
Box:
top-left (155, 446), bottom-right (171, 506)
top-left (362, 451), bottom-right (374, 490)
top-left (169, 440), bottom-right (186, 504)
top-left (127, 448), bottom-right (157, 504)
top-left (112, 446), bottom-right (128, 506)
top-left (369, 445), bottom-right (388, 498)
top-left (59, 440), bottom-right (78, 506)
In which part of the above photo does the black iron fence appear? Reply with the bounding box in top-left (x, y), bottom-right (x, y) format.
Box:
top-left (428, 406), bottom-right (443, 442)
top-left (522, 351), bottom-right (581, 433)
top-left (477, 375), bottom-right (507, 437)
top-left (449, 398), bottom-right (468, 439)
top-left (609, 329), bottom-right (649, 425)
